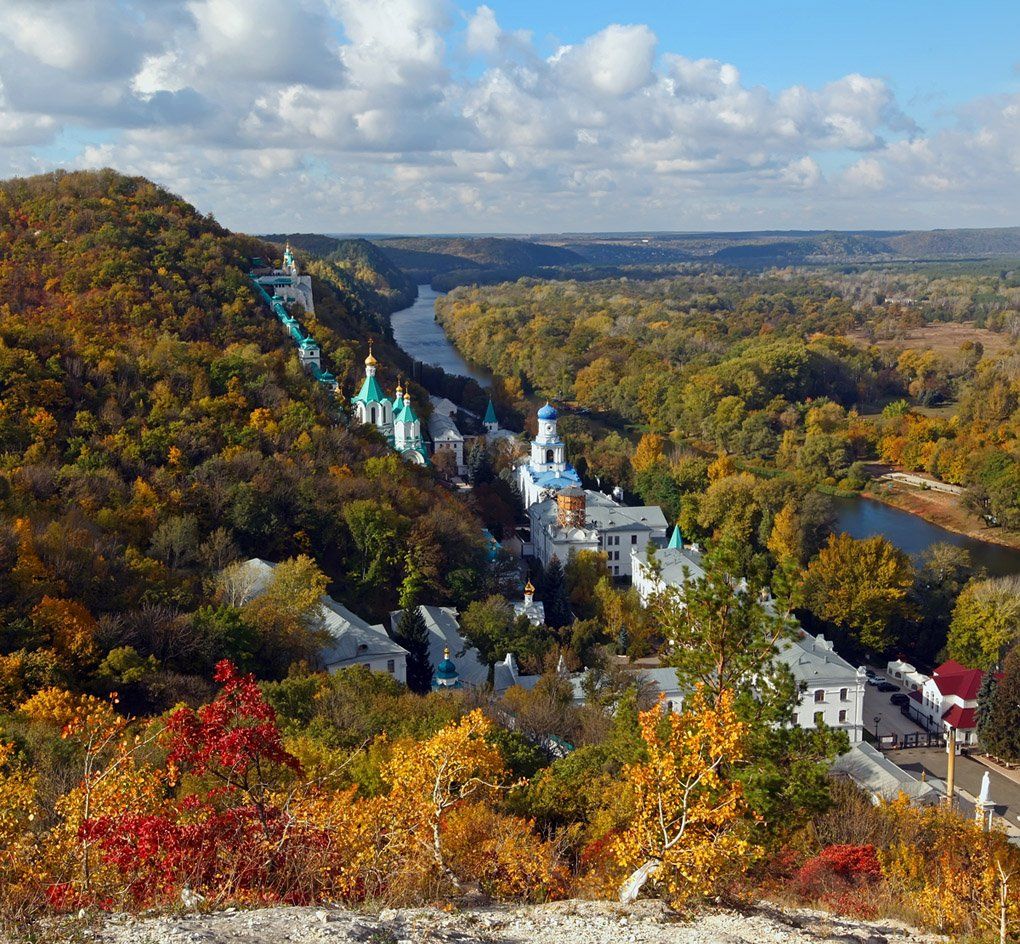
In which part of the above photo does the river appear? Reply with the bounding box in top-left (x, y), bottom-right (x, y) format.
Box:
top-left (832, 495), bottom-right (1020, 577)
top-left (390, 285), bottom-right (493, 388)
top-left (390, 287), bottom-right (1020, 576)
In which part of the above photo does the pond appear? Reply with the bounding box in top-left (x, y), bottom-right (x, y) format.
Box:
top-left (832, 495), bottom-right (1020, 577)
top-left (390, 285), bottom-right (493, 388)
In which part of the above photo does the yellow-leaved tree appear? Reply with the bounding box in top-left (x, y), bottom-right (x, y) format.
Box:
top-left (383, 709), bottom-right (505, 891)
top-left (612, 687), bottom-right (753, 907)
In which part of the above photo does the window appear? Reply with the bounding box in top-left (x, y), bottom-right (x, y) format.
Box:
top-left (791, 714), bottom-right (798, 726)
top-left (814, 711), bottom-right (824, 726)
top-left (814, 689), bottom-right (825, 703)
top-left (631, 534), bottom-right (638, 544)
top-left (370, 406), bottom-right (377, 424)
top-left (839, 688), bottom-right (848, 701)
top-left (838, 710), bottom-right (847, 723)
top-left (387, 660), bottom-right (395, 673)
top-left (545, 449), bottom-right (554, 463)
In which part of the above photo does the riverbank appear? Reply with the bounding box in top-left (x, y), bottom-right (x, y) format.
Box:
top-left (864, 478), bottom-right (1020, 551)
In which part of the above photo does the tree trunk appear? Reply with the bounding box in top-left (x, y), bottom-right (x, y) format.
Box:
top-left (619, 857), bottom-right (661, 903)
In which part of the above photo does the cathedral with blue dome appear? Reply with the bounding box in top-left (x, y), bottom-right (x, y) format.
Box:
top-left (516, 402), bottom-right (581, 508)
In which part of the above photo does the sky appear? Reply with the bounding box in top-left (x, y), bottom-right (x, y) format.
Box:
top-left (1, 0), bottom-right (1019, 234)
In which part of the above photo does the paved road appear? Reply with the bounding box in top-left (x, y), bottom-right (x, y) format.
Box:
top-left (861, 667), bottom-right (928, 741)
top-left (894, 748), bottom-right (1020, 828)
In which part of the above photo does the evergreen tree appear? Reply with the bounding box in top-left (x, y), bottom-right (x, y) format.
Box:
top-left (466, 441), bottom-right (494, 485)
top-left (393, 606), bottom-right (433, 695)
top-left (976, 669), bottom-right (1000, 754)
top-left (983, 647), bottom-right (1020, 761)
top-left (543, 556), bottom-right (572, 629)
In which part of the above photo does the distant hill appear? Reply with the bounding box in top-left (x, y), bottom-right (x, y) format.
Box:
top-left (541, 228), bottom-right (1020, 269)
top-left (370, 236), bottom-right (585, 289)
top-left (261, 233), bottom-right (416, 313)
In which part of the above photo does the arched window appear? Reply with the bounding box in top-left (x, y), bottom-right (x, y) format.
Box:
top-left (370, 405), bottom-right (377, 424)
top-left (814, 689), bottom-right (825, 703)
top-left (545, 448), bottom-right (555, 463)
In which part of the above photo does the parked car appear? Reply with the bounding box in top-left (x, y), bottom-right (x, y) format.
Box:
top-left (890, 692), bottom-right (909, 707)
top-left (866, 676), bottom-right (881, 686)
top-left (877, 682), bottom-right (899, 693)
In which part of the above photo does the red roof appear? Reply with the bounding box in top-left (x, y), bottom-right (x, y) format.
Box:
top-left (942, 705), bottom-right (977, 730)
top-left (932, 660), bottom-right (984, 701)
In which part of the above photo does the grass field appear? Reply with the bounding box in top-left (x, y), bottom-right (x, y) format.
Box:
top-left (848, 321), bottom-right (1015, 357)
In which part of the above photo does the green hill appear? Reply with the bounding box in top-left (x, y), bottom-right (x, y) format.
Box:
top-left (0, 169), bottom-right (484, 712)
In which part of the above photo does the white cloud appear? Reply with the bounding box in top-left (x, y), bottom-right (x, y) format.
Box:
top-left (0, 0), bottom-right (1015, 231)
top-left (465, 5), bottom-right (501, 55)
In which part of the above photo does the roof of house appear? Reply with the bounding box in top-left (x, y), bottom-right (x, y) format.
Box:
top-left (525, 467), bottom-right (582, 490)
top-left (235, 559), bottom-right (407, 668)
top-left (428, 410), bottom-right (463, 442)
top-left (533, 490), bottom-right (667, 538)
top-left (429, 396), bottom-right (459, 417)
top-left (942, 704), bottom-right (978, 730)
top-left (352, 373), bottom-right (389, 406)
top-left (636, 544), bottom-right (706, 589)
top-left (779, 631), bottom-right (861, 685)
top-left (932, 660), bottom-right (984, 700)
top-left (831, 742), bottom-right (939, 805)
top-left (389, 605), bottom-right (518, 693)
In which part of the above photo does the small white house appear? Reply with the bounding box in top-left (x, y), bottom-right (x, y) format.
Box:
top-left (427, 405), bottom-right (466, 474)
top-left (784, 632), bottom-right (866, 744)
top-left (886, 659), bottom-right (927, 691)
top-left (631, 526), bottom-right (704, 605)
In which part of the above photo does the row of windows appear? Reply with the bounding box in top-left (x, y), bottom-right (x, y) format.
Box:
top-left (604, 534), bottom-right (639, 547)
top-left (793, 710), bottom-right (850, 726)
top-left (813, 688), bottom-right (852, 702)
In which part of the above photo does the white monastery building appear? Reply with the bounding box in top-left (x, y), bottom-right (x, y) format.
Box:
top-left (529, 486), bottom-right (667, 578)
top-left (253, 243), bottom-right (315, 312)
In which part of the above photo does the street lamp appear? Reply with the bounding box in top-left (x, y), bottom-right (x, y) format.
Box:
top-left (873, 714), bottom-right (882, 742)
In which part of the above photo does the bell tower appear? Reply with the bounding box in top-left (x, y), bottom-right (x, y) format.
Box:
top-left (531, 403), bottom-right (566, 472)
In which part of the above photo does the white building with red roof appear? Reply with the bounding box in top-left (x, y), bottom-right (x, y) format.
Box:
top-left (907, 659), bottom-right (985, 745)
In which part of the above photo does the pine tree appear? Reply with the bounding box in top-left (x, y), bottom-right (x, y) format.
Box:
top-left (543, 556), bottom-right (572, 629)
top-left (467, 441), bottom-right (493, 486)
top-left (394, 606), bottom-right (433, 695)
top-left (976, 669), bottom-right (1000, 753)
top-left (983, 648), bottom-right (1020, 762)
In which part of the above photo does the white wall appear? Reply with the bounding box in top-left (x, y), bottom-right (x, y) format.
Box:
top-left (329, 654), bottom-right (406, 685)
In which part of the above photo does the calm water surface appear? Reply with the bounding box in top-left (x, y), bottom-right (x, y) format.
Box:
top-left (390, 285), bottom-right (493, 387)
top-left (391, 286), bottom-right (1020, 575)
top-left (832, 495), bottom-right (1020, 577)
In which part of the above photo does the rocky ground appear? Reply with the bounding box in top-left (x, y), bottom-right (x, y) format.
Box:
top-left (84, 899), bottom-right (944, 944)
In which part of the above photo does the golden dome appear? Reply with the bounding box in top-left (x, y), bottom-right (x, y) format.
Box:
top-left (524, 579), bottom-right (535, 594)
top-left (365, 341), bottom-right (377, 366)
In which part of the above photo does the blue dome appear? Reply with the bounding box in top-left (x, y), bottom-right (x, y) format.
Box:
top-left (435, 648), bottom-right (458, 680)
top-left (537, 402), bottom-right (558, 420)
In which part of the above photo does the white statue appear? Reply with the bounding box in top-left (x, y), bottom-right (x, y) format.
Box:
top-left (978, 770), bottom-right (991, 806)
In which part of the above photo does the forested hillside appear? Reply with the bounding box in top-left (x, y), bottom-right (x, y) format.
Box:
top-left (262, 233), bottom-right (416, 313)
top-left (0, 170), bottom-right (485, 713)
top-left (373, 236), bottom-right (585, 290)
top-left (437, 273), bottom-right (1020, 534)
